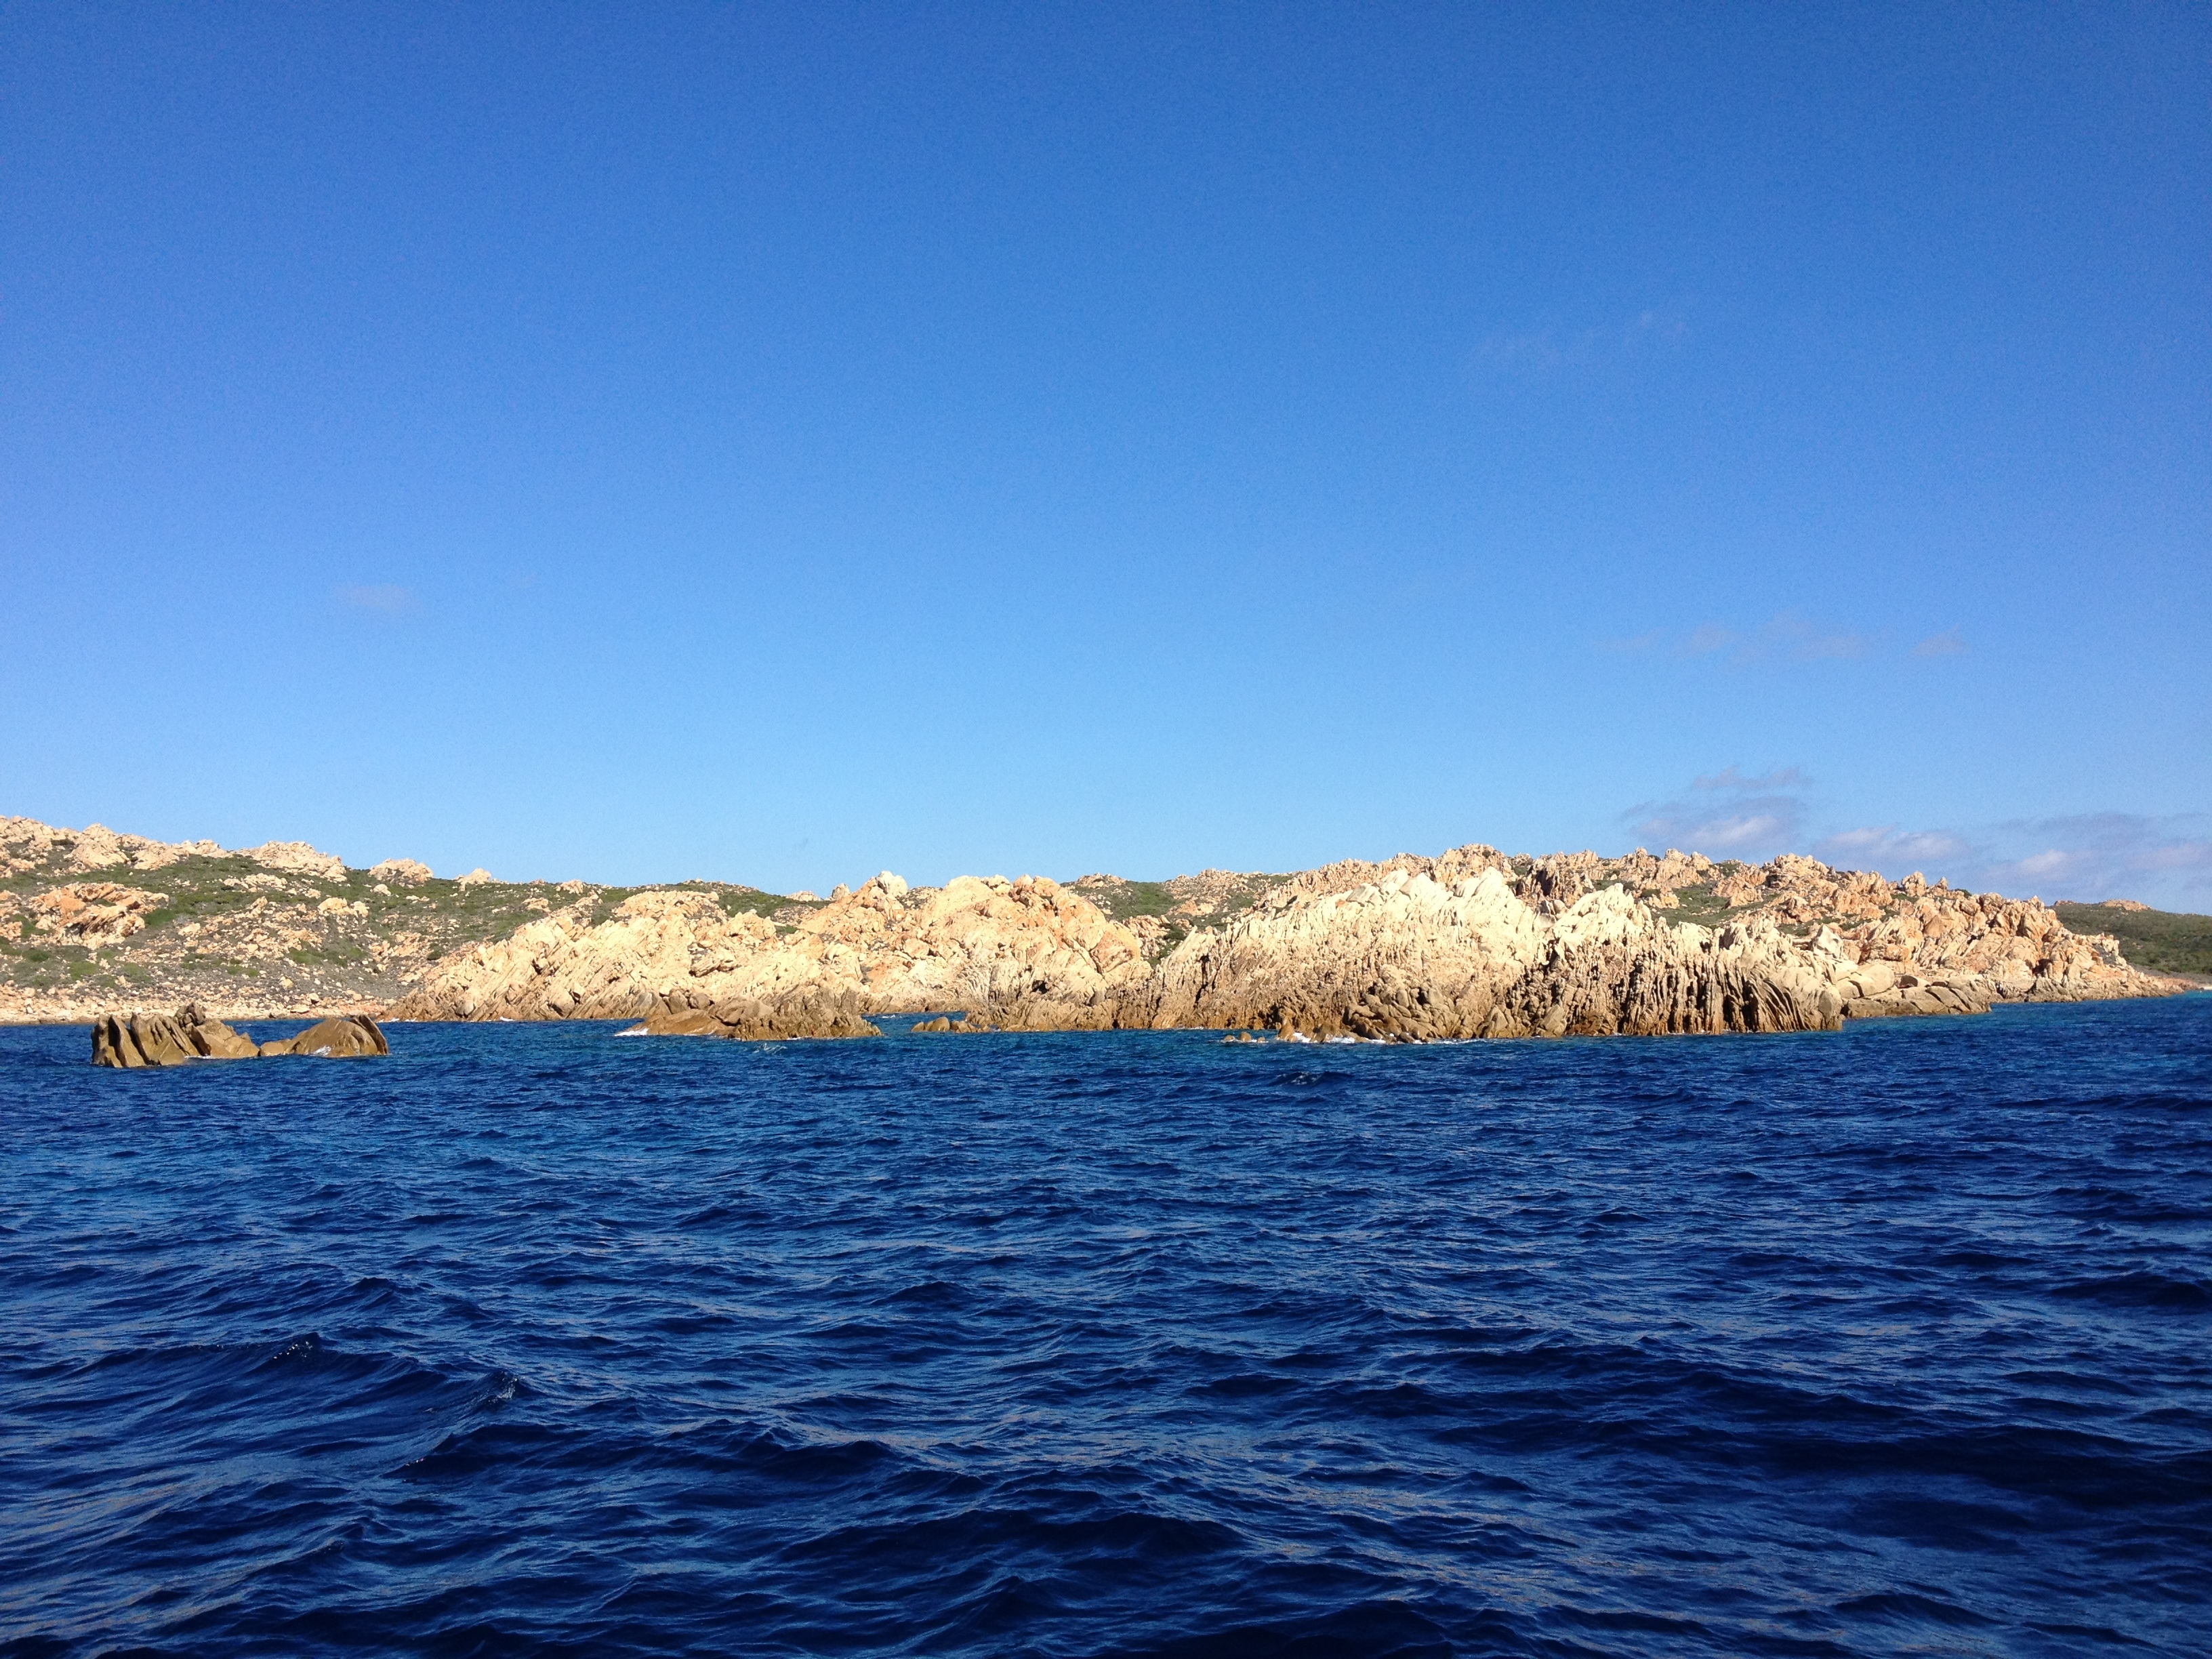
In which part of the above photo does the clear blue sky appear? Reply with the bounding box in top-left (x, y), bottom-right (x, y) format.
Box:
top-left (3, 3), bottom-right (2207, 904)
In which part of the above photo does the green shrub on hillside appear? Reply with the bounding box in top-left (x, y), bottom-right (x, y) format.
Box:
top-left (2054, 903), bottom-right (2212, 976)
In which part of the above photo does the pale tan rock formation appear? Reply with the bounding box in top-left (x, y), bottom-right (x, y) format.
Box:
top-left (2, 817), bottom-right (359, 882)
top-left (239, 841), bottom-right (348, 880)
top-left (93, 1008), bottom-right (253, 1067)
top-left (1135, 850), bottom-right (2176, 1037)
top-left (392, 872), bottom-right (1151, 1033)
top-left (1132, 870), bottom-right (1847, 1039)
top-left (260, 1015), bottom-right (390, 1057)
top-left (28, 883), bottom-right (169, 941)
top-left (16, 809), bottom-right (2188, 1041)
top-left (3, 817), bottom-right (224, 876)
top-left (636, 991), bottom-right (880, 1040)
top-left (724, 873), bottom-right (1147, 1029)
top-left (91, 1004), bottom-right (383, 1066)
top-left (388, 890), bottom-right (782, 1021)
top-left (387, 846), bottom-right (2184, 1042)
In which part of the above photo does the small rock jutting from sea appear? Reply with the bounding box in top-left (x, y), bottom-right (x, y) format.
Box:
top-left (91, 1005), bottom-right (390, 1067)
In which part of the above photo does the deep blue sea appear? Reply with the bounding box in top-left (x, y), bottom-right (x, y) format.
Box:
top-left (3, 999), bottom-right (2209, 1658)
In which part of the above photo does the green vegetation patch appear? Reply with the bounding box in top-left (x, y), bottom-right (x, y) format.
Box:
top-left (2054, 903), bottom-right (2212, 976)
top-left (1078, 879), bottom-right (1179, 924)
top-left (720, 888), bottom-right (818, 922)
top-left (1664, 883), bottom-right (1740, 924)
top-left (289, 942), bottom-right (368, 967)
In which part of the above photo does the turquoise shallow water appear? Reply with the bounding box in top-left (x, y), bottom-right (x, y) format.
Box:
top-left (2, 998), bottom-right (2209, 1657)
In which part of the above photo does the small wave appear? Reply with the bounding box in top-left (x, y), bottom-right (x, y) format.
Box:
top-left (3, 996), bottom-right (2207, 1658)
top-left (2051, 1271), bottom-right (2212, 1310)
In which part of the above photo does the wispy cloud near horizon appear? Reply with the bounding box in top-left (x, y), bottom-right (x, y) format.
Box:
top-left (1624, 764), bottom-right (1808, 858)
top-left (1603, 611), bottom-right (1912, 666)
top-left (1618, 773), bottom-right (2210, 910)
top-left (338, 583), bottom-right (417, 616)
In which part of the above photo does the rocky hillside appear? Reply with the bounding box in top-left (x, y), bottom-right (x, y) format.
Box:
top-left (2053, 900), bottom-right (2212, 978)
top-left (394, 842), bottom-right (2183, 1040)
top-left (0, 817), bottom-right (807, 1023)
top-left (5, 814), bottom-right (2188, 1036)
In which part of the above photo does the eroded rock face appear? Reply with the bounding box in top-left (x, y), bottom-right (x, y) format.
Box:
top-left (1132, 872), bottom-right (1846, 1039)
top-left (261, 1015), bottom-right (390, 1057)
top-left (722, 873), bottom-right (1147, 1031)
top-left (636, 989), bottom-right (880, 1041)
top-left (392, 873), bottom-right (1151, 1033)
top-left (28, 883), bottom-right (169, 941)
top-left (238, 841), bottom-right (348, 880)
top-left (381, 846), bottom-right (2189, 1043)
top-left (388, 890), bottom-right (782, 1021)
top-left (3, 817), bottom-right (224, 876)
top-left (91, 1004), bottom-right (384, 1066)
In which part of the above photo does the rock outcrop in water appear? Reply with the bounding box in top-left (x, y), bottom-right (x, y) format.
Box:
top-left (1134, 872), bottom-right (1848, 1038)
top-left (389, 845), bottom-right (2182, 1042)
top-left (91, 1006), bottom-right (388, 1066)
top-left (9, 808), bottom-right (2186, 1040)
top-left (388, 890), bottom-right (785, 1021)
top-left (394, 873), bottom-right (1148, 1031)
top-left (634, 991), bottom-right (882, 1041)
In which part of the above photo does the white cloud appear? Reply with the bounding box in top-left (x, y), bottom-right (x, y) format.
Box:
top-left (1597, 630), bottom-right (1662, 655)
top-left (1477, 308), bottom-right (1687, 377)
top-left (339, 584), bottom-right (417, 615)
top-left (1912, 629), bottom-right (1967, 658)
top-left (1619, 781), bottom-right (2211, 912)
top-left (1818, 813), bottom-right (2211, 909)
top-left (1643, 613), bottom-right (1873, 666)
top-left (1626, 764), bottom-right (1809, 858)
top-left (1816, 825), bottom-right (1972, 869)
top-left (1975, 814), bottom-right (2212, 907)
top-left (1696, 765), bottom-right (1809, 792)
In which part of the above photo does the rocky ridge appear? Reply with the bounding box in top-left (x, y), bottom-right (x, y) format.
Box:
top-left (393, 872), bottom-right (1151, 1031)
top-left (5, 814), bottom-right (2190, 1038)
top-left (395, 844), bottom-right (2183, 1040)
top-left (0, 816), bottom-right (793, 1023)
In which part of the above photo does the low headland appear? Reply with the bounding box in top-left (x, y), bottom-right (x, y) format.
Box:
top-left (7, 814), bottom-right (2198, 1046)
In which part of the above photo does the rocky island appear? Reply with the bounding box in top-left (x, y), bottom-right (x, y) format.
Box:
top-left (7, 814), bottom-right (2191, 1044)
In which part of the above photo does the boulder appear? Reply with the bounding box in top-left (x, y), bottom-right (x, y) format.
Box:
top-left (92, 1012), bottom-right (197, 1068)
top-left (260, 1016), bottom-right (390, 1057)
top-left (93, 1006), bottom-right (387, 1065)
top-left (634, 989), bottom-right (880, 1041)
top-left (243, 840), bottom-right (348, 880)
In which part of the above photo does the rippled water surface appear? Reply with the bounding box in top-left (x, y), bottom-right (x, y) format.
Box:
top-left (3, 1000), bottom-right (2209, 1657)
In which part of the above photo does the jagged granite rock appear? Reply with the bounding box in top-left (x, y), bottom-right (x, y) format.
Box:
top-left (388, 890), bottom-right (783, 1021)
top-left (260, 1015), bottom-right (391, 1057)
top-left (396, 872), bottom-right (1148, 1034)
top-left (251, 834), bottom-right (2194, 1044)
top-left (634, 989), bottom-right (881, 1041)
top-left (1130, 872), bottom-right (1846, 1039)
top-left (91, 1004), bottom-right (383, 1066)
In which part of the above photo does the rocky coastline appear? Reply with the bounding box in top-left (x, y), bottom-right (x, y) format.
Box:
top-left (5, 815), bottom-right (2190, 1044)
top-left (390, 845), bottom-right (2184, 1042)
